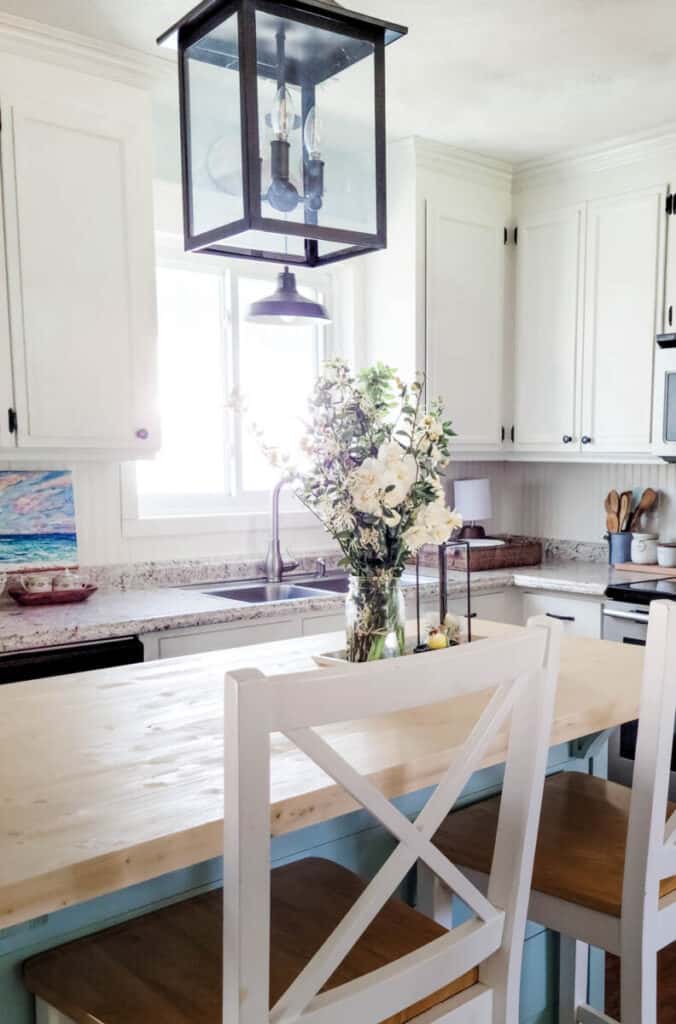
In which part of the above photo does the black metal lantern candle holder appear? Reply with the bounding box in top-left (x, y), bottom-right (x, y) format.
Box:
top-left (158, 0), bottom-right (407, 267)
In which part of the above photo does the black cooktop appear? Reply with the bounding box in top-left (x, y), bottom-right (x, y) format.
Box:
top-left (606, 577), bottom-right (676, 605)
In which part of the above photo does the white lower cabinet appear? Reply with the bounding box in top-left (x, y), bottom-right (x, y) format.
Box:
top-left (520, 591), bottom-right (602, 639)
top-left (144, 618), bottom-right (297, 660)
top-left (142, 590), bottom-right (521, 661)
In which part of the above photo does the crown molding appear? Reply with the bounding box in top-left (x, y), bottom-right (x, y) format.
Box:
top-left (513, 121), bottom-right (676, 192)
top-left (0, 11), bottom-right (174, 88)
top-left (409, 136), bottom-right (514, 192)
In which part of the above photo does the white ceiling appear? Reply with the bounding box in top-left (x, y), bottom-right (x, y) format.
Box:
top-left (4, 0), bottom-right (676, 163)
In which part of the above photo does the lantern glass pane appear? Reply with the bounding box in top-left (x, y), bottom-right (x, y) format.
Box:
top-left (254, 7), bottom-right (377, 237)
top-left (185, 12), bottom-right (244, 237)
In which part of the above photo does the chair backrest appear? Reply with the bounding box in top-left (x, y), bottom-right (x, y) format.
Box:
top-left (222, 617), bottom-right (562, 1024)
top-left (623, 600), bottom-right (676, 936)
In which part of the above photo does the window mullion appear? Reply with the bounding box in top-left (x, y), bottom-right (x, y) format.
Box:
top-left (229, 268), bottom-right (244, 498)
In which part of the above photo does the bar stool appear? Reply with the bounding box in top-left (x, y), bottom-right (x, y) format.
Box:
top-left (424, 599), bottom-right (676, 1024)
top-left (24, 616), bottom-right (561, 1024)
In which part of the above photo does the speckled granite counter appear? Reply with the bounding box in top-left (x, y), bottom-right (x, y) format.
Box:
top-left (0, 560), bottom-right (655, 654)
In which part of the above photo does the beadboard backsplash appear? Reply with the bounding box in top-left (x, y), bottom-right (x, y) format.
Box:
top-left (2, 457), bottom-right (673, 566)
top-left (445, 461), bottom-right (670, 543)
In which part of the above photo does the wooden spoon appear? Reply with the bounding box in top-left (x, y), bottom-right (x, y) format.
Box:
top-left (604, 490), bottom-right (620, 533)
top-left (629, 487), bottom-right (658, 531)
top-left (618, 491), bottom-right (632, 532)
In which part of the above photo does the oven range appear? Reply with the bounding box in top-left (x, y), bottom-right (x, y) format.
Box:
top-left (603, 576), bottom-right (676, 796)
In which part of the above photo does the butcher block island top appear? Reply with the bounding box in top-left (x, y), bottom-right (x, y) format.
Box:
top-left (0, 620), bottom-right (644, 930)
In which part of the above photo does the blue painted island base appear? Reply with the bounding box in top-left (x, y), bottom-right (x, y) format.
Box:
top-left (0, 741), bottom-right (606, 1024)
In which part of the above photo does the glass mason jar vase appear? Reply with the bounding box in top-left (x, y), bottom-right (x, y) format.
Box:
top-left (345, 573), bottom-right (406, 662)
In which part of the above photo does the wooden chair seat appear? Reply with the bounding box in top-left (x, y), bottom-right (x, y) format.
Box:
top-left (433, 771), bottom-right (676, 918)
top-left (24, 857), bottom-right (477, 1024)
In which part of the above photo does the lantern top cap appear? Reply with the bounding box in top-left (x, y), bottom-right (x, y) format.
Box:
top-left (157, 0), bottom-right (408, 49)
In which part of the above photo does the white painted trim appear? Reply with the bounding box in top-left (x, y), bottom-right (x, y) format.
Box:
top-left (411, 136), bottom-right (514, 192)
top-left (513, 122), bottom-right (676, 193)
top-left (0, 11), bottom-right (172, 87)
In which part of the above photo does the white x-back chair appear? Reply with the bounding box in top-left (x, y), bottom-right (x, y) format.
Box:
top-left (426, 599), bottom-right (676, 1024)
top-left (25, 617), bottom-right (561, 1024)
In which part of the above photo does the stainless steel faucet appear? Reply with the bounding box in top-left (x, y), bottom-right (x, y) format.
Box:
top-left (264, 478), bottom-right (299, 582)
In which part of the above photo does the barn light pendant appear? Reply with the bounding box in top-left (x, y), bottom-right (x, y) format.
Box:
top-left (158, 0), bottom-right (407, 275)
top-left (246, 265), bottom-right (331, 325)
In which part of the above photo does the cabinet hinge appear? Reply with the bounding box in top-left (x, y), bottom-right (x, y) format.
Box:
top-left (7, 408), bottom-right (17, 434)
top-left (667, 192), bottom-right (674, 216)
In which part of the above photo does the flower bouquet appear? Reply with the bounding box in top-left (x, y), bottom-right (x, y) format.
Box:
top-left (290, 360), bottom-right (461, 661)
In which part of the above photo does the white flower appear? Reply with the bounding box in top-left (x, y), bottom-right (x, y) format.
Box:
top-left (360, 527), bottom-right (380, 549)
top-left (384, 508), bottom-right (401, 527)
top-left (403, 500), bottom-right (463, 552)
top-left (331, 507), bottom-right (356, 533)
top-left (348, 457), bottom-right (385, 516)
top-left (378, 442), bottom-right (417, 507)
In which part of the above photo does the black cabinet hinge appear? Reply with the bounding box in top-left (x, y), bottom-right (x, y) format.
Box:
top-left (7, 408), bottom-right (17, 434)
top-left (667, 192), bottom-right (674, 216)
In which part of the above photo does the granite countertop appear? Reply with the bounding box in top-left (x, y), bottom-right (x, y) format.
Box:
top-left (0, 560), bottom-right (651, 655)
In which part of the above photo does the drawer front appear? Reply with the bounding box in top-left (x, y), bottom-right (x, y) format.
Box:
top-left (302, 613), bottom-right (346, 637)
top-left (521, 592), bottom-right (601, 638)
top-left (158, 619), bottom-right (297, 658)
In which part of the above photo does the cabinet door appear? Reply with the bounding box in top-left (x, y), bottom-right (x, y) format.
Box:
top-left (521, 592), bottom-right (601, 638)
top-left (581, 186), bottom-right (667, 455)
top-left (157, 619), bottom-right (297, 659)
top-left (1, 98), bottom-right (158, 452)
top-left (426, 203), bottom-right (506, 449)
top-left (513, 205), bottom-right (585, 451)
top-left (0, 169), bottom-right (15, 450)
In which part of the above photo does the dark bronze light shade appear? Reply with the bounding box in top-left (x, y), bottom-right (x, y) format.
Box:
top-left (246, 266), bottom-right (331, 325)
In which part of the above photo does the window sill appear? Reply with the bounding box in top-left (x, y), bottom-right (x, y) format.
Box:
top-left (121, 508), bottom-right (320, 539)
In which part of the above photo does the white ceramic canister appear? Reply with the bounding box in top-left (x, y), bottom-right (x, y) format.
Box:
top-left (657, 541), bottom-right (676, 568)
top-left (631, 532), bottom-right (658, 565)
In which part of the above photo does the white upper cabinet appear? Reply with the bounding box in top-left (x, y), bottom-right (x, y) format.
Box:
top-left (0, 61), bottom-right (158, 458)
top-left (513, 204), bottom-right (585, 452)
top-left (0, 171), bottom-right (14, 450)
top-left (580, 186), bottom-right (666, 455)
top-left (426, 200), bottom-right (506, 449)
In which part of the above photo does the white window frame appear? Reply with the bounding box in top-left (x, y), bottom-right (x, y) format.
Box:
top-left (122, 234), bottom-right (339, 538)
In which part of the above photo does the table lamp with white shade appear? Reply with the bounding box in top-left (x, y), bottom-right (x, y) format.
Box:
top-left (453, 478), bottom-right (493, 540)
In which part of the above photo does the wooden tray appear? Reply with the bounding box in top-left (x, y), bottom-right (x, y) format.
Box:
top-left (445, 537), bottom-right (543, 572)
top-left (613, 563), bottom-right (676, 577)
top-left (8, 585), bottom-right (97, 606)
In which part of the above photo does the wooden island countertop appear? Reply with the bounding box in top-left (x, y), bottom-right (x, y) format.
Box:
top-left (0, 621), bottom-right (644, 930)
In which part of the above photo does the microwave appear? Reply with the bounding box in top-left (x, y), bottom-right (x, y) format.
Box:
top-left (654, 332), bottom-right (676, 460)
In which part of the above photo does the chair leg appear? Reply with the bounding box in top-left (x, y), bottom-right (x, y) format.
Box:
top-left (416, 863), bottom-right (454, 929)
top-left (559, 935), bottom-right (588, 1023)
top-left (618, 942), bottom-right (657, 1024)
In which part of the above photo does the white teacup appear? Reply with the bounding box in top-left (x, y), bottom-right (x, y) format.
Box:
top-left (20, 573), bottom-right (53, 593)
top-left (52, 570), bottom-right (87, 590)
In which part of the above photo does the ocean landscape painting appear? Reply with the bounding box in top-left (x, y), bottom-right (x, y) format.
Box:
top-left (0, 471), bottom-right (78, 567)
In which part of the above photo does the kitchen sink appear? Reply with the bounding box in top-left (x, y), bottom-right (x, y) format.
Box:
top-left (200, 582), bottom-right (332, 603)
top-left (299, 575), bottom-right (350, 594)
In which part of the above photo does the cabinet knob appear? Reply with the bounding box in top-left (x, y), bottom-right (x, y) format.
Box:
top-left (581, 435), bottom-right (592, 445)
top-left (135, 428), bottom-right (149, 440)
top-left (562, 434), bottom-right (573, 444)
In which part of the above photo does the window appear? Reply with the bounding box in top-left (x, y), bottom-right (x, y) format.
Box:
top-left (134, 248), bottom-right (331, 520)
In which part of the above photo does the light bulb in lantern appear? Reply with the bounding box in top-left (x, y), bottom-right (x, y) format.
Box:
top-left (271, 85), bottom-right (295, 140)
top-left (303, 105), bottom-right (322, 158)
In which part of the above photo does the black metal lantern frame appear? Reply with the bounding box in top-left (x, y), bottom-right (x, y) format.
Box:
top-left (159, 0), bottom-right (407, 267)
